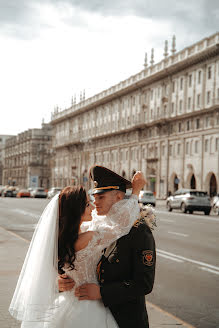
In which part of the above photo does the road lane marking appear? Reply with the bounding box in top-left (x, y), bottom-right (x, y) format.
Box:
top-left (0, 226), bottom-right (30, 243)
top-left (11, 209), bottom-right (39, 219)
top-left (168, 231), bottom-right (188, 237)
top-left (160, 219), bottom-right (174, 223)
top-left (156, 210), bottom-right (219, 222)
top-left (147, 301), bottom-right (196, 328)
top-left (157, 252), bottom-right (184, 263)
top-left (158, 249), bottom-right (219, 272)
top-left (200, 267), bottom-right (219, 275)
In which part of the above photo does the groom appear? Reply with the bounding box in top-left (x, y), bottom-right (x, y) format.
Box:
top-left (59, 166), bottom-right (156, 328)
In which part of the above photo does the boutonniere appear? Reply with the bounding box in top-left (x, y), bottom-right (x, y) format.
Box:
top-left (134, 204), bottom-right (157, 231)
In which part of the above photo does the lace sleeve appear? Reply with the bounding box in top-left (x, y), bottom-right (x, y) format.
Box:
top-left (92, 195), bottom-right (139, 250)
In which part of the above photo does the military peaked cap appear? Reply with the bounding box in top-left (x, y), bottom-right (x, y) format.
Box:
top-left (89, 165), bottom-right (132, 194)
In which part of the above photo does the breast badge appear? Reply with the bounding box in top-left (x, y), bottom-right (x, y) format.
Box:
top-left (142, 250), bottom-right (154, 266)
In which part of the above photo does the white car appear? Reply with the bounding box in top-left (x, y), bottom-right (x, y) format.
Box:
top-left (166, 189), bottom-right (211, 215)
top-left (138, 190), bottom-right (156, 207)
top-left (47, 187), bottom-right (62, 199)
top-left (125, 189), bottom-right (156, 207)
top-left (31, 188), bottom-right (47, 198)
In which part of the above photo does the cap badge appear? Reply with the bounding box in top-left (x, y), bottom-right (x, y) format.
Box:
top-left (94, 181), bottom-right (98, 188)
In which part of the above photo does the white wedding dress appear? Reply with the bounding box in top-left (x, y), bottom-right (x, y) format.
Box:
top-left (21, 196), bottom-right (139, 328)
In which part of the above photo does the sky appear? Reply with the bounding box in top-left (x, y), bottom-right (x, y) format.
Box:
top-left (0, 0), bottom-right (218, 135)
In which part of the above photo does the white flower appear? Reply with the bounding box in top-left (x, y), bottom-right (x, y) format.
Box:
top-left (139, 204), bottom-right (157, 231)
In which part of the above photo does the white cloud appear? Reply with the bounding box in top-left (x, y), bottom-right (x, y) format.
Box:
top-left (0, 2), bottom-right (218, 135)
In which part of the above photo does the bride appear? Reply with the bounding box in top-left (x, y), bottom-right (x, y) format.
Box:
top-left (9, 171), bottom-right (146, 327)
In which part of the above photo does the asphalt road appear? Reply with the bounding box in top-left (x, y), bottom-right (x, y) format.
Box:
top-left (0, 197), bottom-right (219, 328)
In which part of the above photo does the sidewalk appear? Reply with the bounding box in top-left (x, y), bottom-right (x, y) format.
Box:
top-left (0, 226), bottom-right (194, 328)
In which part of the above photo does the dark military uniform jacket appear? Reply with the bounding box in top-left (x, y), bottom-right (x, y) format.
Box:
top-left (97, 218), bottom-right (156, 328)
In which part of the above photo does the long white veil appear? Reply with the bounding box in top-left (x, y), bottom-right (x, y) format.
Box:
top-left (9, 194), bottom-right (60, 323)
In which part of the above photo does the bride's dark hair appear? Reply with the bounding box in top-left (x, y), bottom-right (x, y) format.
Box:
top-left (58, 186), bottom-right (87, 273)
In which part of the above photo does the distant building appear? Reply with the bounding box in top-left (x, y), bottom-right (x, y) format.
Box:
top-left (0, 135), bottom-right (14, 185)
top-left (51, 32), bottom-right (219, 198)
top-left (3, 124), bottom-right (53, 189)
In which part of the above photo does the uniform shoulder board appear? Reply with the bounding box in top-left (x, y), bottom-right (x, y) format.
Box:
top-left (133, 218), bottom-right (145, 228)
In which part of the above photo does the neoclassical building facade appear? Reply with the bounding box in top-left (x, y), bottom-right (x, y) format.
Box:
top-left (51, 33), bottom-right (219, 198)
top-left (3, 124), bottom-right (53, 189)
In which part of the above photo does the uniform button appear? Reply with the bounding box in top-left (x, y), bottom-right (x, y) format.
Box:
top-left (116, 259), bottom-right (120, 263)
top-left (101, 279), bottom-right (104, 283)
top-left (101, 269), bottom-right (104, 273)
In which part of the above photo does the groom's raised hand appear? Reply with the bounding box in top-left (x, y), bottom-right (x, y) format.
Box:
top-left (58, 274), bottom-right (75, 292)
top-left (75, 283), bottom-right (101, 300)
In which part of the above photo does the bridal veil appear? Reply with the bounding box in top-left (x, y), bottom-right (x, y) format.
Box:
top-left (9, 194), bottom-right (60, 323)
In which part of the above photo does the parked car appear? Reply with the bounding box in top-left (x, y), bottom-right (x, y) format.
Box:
top-left (212, 194), bottom-right (219, 208)
top-left (139, 190), bottom-right (156, 207)
top-left (213, 198), bottom-right (219, 215)
top-left (166, 189), bottom-right (211, 215)
top-left (31, 188), bottom-right (47, 198)
top-left (47, 187), bottom-right (62, 199)
top-left (17, 189), bottom-right (31, 198)
top-left (2, 187), bottom-right (18, 197)
top-left (125, 189), bottom-right (156, 207)
top-left (0, 186), bottom-right (5, 196)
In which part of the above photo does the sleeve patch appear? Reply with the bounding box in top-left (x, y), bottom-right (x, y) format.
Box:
top-left (142, 250), bottom-right (154, 266)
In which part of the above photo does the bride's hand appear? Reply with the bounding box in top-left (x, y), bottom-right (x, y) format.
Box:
top-left (75, 283), bottom-right (101, 300)
top-left (132, 171), bottom-right (146, 196)
top-left (58, 274), bottom-right (75, 292)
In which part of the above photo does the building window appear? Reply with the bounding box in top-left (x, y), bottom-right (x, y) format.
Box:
top-left (164, 84), bottom-right (167, 95)
top-left (177, 144), bottom-right (181, 155)
top-left (208, 66), bottom-right (212, 79)
top-left (205, 117), bottom-right (209, 127)
top-left (178, 122), bottom-right (182, 132)
top-left (157, 87), bottom-right (160, 98)
top-left (187, 120), bottom-right (190, 131)
top-left (169, 145), bottom-right (173, 156)
top-left (179, 100), bottom-right (183, 112)
top-left (172, 81), bottom-right (175, 93)
top-left (197, 94), bottom-right (201, 106)
top-left (188, 97), bottom-right (191, 110)
top-left (196, 118), bottom-right (200, 129)
top-left (195, 140), bottom-right (199, 153)
top-left (205, 139), bottom-right (209, 152)
top-left (198, 70), bottom-right (202, 84)
top-left (188, 74), bottom-right (192, 87)
top-left (169, 125), bottom-right (173, 134)
top-left (171, 102), bottom-right (175, 113)
top-left (180, 77), bottom-right (183, 90)
top-left (151, 89), bottom-right (154, 100)
top-left (186, 142), bottom-right (189, 154)
top-left (132, 96), bottom-right (135, 106)
top-left (164, 105), bottom-right (167, 116)
top-left (216, 138), bottom-right (219, 151)
top-left (207, 91), bottom-right (211, 104)
top-left (217, 88), bottom-right (219, 99)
